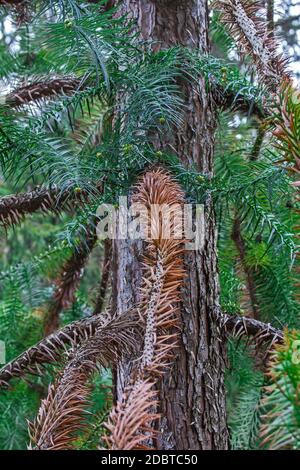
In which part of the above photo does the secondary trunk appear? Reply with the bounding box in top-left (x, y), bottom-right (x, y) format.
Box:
top-left (111, 0), bottom-right (229, 450)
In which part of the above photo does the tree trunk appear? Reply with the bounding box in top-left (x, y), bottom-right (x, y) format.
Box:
top-left (111, 0), bottom-right (229, 450)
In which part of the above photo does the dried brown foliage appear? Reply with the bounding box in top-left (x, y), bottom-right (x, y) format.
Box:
top-left (213, 0), bottom-right (290, 90)
top-left (29, 312), bottom-right (141, 449)
top-left (104, 167), bottom-right (186, 450)
top-left (44, 229), bottom-right (98, 336)
top-left (0, 185), bottom-right (88, 229)
top-left (5, 77), bottom-right (81, 108)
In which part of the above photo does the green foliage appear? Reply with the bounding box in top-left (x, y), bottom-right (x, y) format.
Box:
top-left (76, 370), bottom-right (112, 450)
top-left (261, 332), bottom-right (300, 450)
top-left (0, 382), bottom-right (40, 450)
top-left (226, 339), bottom-right (264, 450)
top-left (0, 0), bottom-right (299, 451)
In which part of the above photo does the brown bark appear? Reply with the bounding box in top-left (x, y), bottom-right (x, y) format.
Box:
top-left (231, 216), bottom-right (260, 320)
top-left (94, 239), bottom-right (112, 315)
top-left (112, 0), bottom-right (229, 450)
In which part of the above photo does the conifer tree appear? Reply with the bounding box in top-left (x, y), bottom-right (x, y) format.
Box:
top-left (0, 0), bottom-right (300, 451)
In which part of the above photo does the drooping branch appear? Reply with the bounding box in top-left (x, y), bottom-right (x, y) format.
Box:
top-left (212, 84), bottom-right (266, 118)
top-left (44, 228), bottom-right (98, 336)
top-left (0, 309), bottom-right (140, 389)
top-left (28, 356), bottom-right (94, 451)
top-left (213, 0), bottom-right (290, 91)
top-left (104, 381), bottom-right (159, 450)
top-left (220, 312), bottom-right (284, 347)
top-left (4, 77), bottom-right (81, 108)
top-left (29, 313), bottom-right (140, 450)
top-left (0, 315), bottom-right (100, 389)
top-left (0, 185), bottom-right (87, 228)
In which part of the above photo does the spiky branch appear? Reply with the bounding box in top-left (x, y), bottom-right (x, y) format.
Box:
top-left (104, 167), bottom-right (186, 450)
top-left (0, 310), bottom-right (141, 389)
top-left (271, 81), bottom-right (300, 182)
top-left (221, 313), bottom-right (284, 347)
top-left (4, 77), bottom-right (81, 108)
top-left (29, 312), bottom-right (140, 450)
top-left (0, 315), bottom-right (100, 388)
top-left (0, 185), bottom-right (87, 228)
top-left (212, 84), bottom-right (266, 118)
top-left (213, 0), bottom-right (290, 90)
top-left (93, 239), bottom-right (111, 315)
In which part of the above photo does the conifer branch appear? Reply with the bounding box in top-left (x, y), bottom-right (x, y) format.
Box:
top-left (221, 313), bottom-right (284, 347)
top-left (271, 81), bottom-right (300, 181)
top-left (0, 315), bottom-right (100, 389)
top-left (231, 216), bottom-right (260, 319)
top-left (4, 77), bottom-right (81, 108)
top-left (250, 124), bottom-right (266, 160)
top-left (28, 357), bottom-right (94, 450)
top-left (0, 310), bottom-right (141, 389)
top-left (104, 381), bottom-right (159, 450)
top-left (0, 0), bottom-right (28, 24)
top-left (0, 185), bottom-right (87, 228)
top-left (29, 313), bottom-right (140, 450)
top-left (213, 0), bottom-right (290, 90)
top-left (260, 331), bottom-right (300, 449)
top-left (266, 0), bottom-right (274, 35)
top-left (93, 239), bottom-right (111, 315)
top-left (212, 84), bottom-right (266, 118)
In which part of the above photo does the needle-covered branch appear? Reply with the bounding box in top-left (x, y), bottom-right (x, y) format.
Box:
top-left (221, 313), bottom-right (284, 348)
top-left (0, 309), bottom-right (141, 389)
top-left (212, 84), bottom-right (266, 118)
top-left (3, 77), bottom-right (81, 108)
top-left (104, 167), bottom-right (186, 450)
top-left (29, 313), bottom-right (141, 450)
top-left (213, 0), bottom-right (290, 91)
top-left (93, 239), bottom-right (112, 315)
top-left (0, 185), bottom-right (87, 228)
